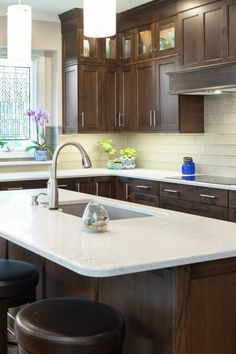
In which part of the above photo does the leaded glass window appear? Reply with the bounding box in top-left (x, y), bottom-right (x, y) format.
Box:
top-left (0, 66), bottom-right (30, 140)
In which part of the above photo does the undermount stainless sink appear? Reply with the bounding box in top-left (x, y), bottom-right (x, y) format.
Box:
top-left (58, 200), bottom-right (154, 220)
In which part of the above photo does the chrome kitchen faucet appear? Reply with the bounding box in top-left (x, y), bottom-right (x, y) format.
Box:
top-left (47, 142), bottom-right (92, 210)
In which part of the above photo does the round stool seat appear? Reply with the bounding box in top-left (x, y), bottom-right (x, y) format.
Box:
top-left (0, 260), bottom-right (39, 300)
top-left (15, 297), bottom-right (125, 354)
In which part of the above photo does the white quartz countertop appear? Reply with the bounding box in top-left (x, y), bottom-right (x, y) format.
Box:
top-left (1, 188), bottom-right (236, 277)
top-left (1, 167), bottom-right (236, 190)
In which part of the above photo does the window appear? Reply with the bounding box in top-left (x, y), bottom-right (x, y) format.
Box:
top-left (0, 65), bottom-right (30, 140)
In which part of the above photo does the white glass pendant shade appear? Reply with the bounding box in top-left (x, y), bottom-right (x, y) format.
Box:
top-left (84, 0), bottom-right (116, 38)
top-left (7, 4), bottom-right (32, 65)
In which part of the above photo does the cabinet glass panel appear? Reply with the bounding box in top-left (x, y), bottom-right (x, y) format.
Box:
top-left (122, 35), bottom-right (132, 59)
top-left (105, 37), bottom-right (116, 59)
top-left (137, 27), bottom-right (153, 56)
top-left (83, 37), bottom-right (97, 58)
top-left (159, 23), bottom-right (175, 51)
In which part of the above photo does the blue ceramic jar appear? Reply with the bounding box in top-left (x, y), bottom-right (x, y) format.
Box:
top-left (182, 157), bottom-right (195, 175)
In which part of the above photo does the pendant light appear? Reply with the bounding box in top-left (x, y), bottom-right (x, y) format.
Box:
top-left (7, 0), bottom-right (32, 65)
top-left (83, 0), bottom-right (116, 38)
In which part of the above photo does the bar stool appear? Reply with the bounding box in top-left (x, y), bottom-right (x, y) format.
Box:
top-left (0, 259), bottom-right (39, 354)
top-left (15, 297), bottom-right (126, 354)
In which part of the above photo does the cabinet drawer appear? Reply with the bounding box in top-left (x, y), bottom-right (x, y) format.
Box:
top-left (130, 193), bottom-right (159, 207)
top-left (129, 179), bottom-right (159, 196)
top-left (160, 197), bottom-right (228, 220)
top-left (229, 191), bottom-right (236, 208)
top-left (160, 182), bottom-right (228, 207)
top-left (0, 179), bottom-right (47, 191)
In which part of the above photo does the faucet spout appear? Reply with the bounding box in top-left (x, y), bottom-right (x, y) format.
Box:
top-left (47, 141), bottom-right (92, 210)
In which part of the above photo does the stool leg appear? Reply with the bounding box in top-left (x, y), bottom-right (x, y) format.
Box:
top-left (0, 301), bottom-right (8, 354)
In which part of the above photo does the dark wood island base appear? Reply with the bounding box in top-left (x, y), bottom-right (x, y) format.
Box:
top-left (1, 237), bottom-right (235, 354)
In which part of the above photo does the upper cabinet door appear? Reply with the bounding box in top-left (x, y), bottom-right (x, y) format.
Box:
top-left (101, 36), bottom-right (117, 65)
top-left (135, 23), bottom-right (155, 61)
top-left (79, 65), bottom-right (101, 131)
top-left (156, 17), bottom-right (176, 57)
top-left (119, 30), bottom-right (135, 64)
top-left (155, 57), bottom-right (179, 132)
top-left (136, 61), bottom-right (156, 131)
top-left (79, 29), bottom-right (101, 64)
top-left (119, 65), bottom-right (137, 131)
top-left (177, 2), bottom-right (226, 68)
top-left (101, 66), bottom-right (118, 131)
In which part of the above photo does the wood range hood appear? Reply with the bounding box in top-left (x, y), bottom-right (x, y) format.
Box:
top-left (168, 61), bottom-right (236, 95)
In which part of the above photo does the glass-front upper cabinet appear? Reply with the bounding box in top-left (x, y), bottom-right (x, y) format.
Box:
top-left (156, 18), bottom-right (176, 55)
top-left (136, 24), bottom-right (155, 60)
top-left (119, 30), bottom-right (135, 64)
top-left (102, 36), bottom-right (117, 64)
top-left (79, 30), bottom-right (100, 63)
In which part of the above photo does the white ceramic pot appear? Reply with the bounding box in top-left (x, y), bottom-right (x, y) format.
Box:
top-left (121, 157), bottom-right (135, 169)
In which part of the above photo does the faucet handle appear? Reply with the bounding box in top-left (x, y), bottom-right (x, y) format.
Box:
top-left (31, 193), bottom-right (47, 206)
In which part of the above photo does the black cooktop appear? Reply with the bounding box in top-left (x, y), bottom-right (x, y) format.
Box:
top-left (166, 175), bottom-right (236, 185)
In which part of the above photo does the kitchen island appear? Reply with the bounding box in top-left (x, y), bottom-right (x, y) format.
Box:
top-left (1, 188), bottom-right (236, 354)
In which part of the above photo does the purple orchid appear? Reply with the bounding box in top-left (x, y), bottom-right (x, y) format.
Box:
top-left (25, 109), bottom-right (50, 144)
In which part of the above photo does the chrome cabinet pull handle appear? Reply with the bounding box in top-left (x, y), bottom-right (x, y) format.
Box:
top-left (149, 110), bottom-right (152, 126)
top-left (136, 185), bottom-right (151, 189)
top-left (164, 189), bottom-right (179, 193)
top-left (125, 183), bottom-right (129, 200)
top-left (77, 182), bottom-right (80, 192)
top-left (81, 112), bottom-right (85, 127)
top-left (200, 194), bottom-right (216, 199)
top-left (7, 187), bottom-right (23, 190)
top-left (153, 110), bottom-right (156, 126)
top-left (95, 182), bottom-right (99, 196)
top-left (57, 184), bottom-right (68, 188)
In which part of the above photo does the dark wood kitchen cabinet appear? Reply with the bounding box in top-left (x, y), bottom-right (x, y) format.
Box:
top-left (136, 60), bottom-right (156, 131)
top-left (115, 177), bottom-right (159, 207)
top-left (118, 65), bottom-right (137, 130)
top-left (79, 65), bottom-right (100, 132)
top-left (119, 29), bottom-right (135, 65)
top-left (92, 176), bottom-right (115, 198)
top-left (160, 182), bottom-right (228, 220)
top-left (101, 66), bottom-right (119, 131)
top-left (67, 64), bottom-right (118, 133)
top-left (134, 56), bottom-right (203, 133)
top-left (177, 2), bottom-right (229, 67)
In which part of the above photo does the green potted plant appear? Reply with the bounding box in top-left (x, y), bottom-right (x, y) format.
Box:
top-left (98, 138), bottom-right (120, 169)
top-left (120, 147), bottom-right (137, 169)
top-left (25, 109), bottom-right (54, 160)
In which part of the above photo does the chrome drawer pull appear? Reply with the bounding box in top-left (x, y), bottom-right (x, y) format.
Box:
top-left (125, 183), bottom-right (129, 200)
top-left (57, 184), bottom-right (68, 188)
top-left (77, 182), bottom-right (80, 192)
top-left (136, 185), bottom-right (151, 189)
top-left (164, 189), bottom-right (179, 193)
top-left (200, 194), bottom-right (216, 199)
top-left (81, 112), bottom-right (85, 127)
top-left (7, 187), bottom-right (23, 190)
top-left (95, 182), bottom-right (99, 196)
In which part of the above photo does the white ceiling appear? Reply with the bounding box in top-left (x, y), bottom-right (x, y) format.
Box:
top-left (0, 0), bottom-right (153, 21)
